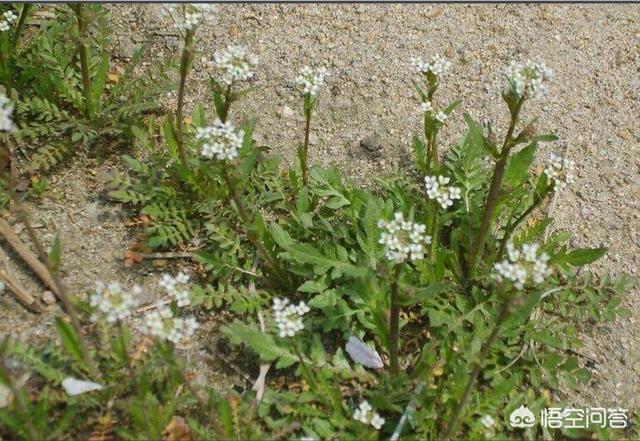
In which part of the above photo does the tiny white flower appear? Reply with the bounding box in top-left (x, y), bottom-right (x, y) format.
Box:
top-left (412, 54), bottom-right (451, 77)
top-left (159, 4), bottom-right (215, 31)
top-left (272, 298), bottom-right (310, 338)
top-left (159, 272), bottom-right (191, 307)
top-left (544, 152), bottom-right (576, 191)
top-left (435, 111), bottom-right (447, 123)
top-left (506, 60), bottom-right (553, 98)
top-left (213, 45), bottom-right (258, 86)
top-left (0, 21), bottom-right (9, 32)
top-left (353, 400), bottom-right (384, 430)
top-left (197, 119), bottom-right (245, 162)
top-left (494, 242), bottom-right (552, 289)
top-left (378, 212), bottom-right (431, 263)
top-left (89, 281), bottom-right (139, 323)
top-left (3, 11), bottom-right (18, 23)
top-left (296, 66), bottom-right (329, 97)
top-left (144, 303), bottom-right (199, 345)
top-left (481, 415), bottom-right (496, 428)
top-left (420, 101), bottom-right (433, 113)
top-left (424, 175), bottom-right (462, 210)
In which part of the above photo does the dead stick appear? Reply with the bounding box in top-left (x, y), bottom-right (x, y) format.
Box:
top-left (0, 270), bottom-right (43, 313)
top-left (0, 218), bottom-right (61, 298)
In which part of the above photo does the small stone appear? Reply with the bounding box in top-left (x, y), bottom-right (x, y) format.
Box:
top-left (276, 105), bottom-right (296, 119)
top-left (42, 291), bottom-right (56, 305)
top-left (308, 133), bottom-right (319, 146)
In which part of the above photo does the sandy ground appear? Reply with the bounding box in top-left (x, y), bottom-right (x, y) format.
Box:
top-left (1, 3), bottom-right (639, 413)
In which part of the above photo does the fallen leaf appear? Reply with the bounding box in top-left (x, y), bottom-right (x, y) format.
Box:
top-left (123, 250), bottom-right (143, 268)
top-left (163, 416), bottom-right (193, 441)
top-left (61, 377), bottom-right (103, 396)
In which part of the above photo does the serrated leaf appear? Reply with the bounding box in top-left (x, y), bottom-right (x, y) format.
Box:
top-left (54, 318), bottom-right (85, 366)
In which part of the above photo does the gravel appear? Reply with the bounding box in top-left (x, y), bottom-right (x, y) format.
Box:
top-left (1, 3), bottom-right (638, 411)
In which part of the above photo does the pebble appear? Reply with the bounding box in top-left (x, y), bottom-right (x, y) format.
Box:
top-left (42, 291), bottom-right (56, 305)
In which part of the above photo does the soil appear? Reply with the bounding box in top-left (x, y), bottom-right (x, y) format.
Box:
top-left (1, 3), bottom-right (638, 414)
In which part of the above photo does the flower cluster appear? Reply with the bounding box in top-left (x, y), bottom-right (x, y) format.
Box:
top-left (353, 400), bottom-right (385, 430)
top-left (544, 152), bottom-right (576, 191)
top-left (506, 60), bottom-right (553, 97)
top-left (378, 212), bottom-right (431, 263)
top-left (89, 282), bottom-right (140, 323)
top-left (0, 92), bottom-right (15, 132)
top-left (494, 242), bottom-right (552, 289)
top-left (159, 4), bottom-right (214, 31)
top-left (213, 45), bottom-right (258, 86)
top-left (272, 298), bottom-right (310, 338)
top-left (196, 119), bottom-right (244, 161)
top-left (144, 303), bottom-right (199, 345)
top-left (295, 66), bottom-right (329, 97)
top-left (411, 54), bottom-right (451, 77)
top-left (160, 272), bottom-right (191, 307)
top-left (424, 175), bottom-right (462, 209)
top-left (0, 10), bottom-right (17, 33)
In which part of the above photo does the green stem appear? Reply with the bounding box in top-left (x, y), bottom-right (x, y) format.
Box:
top-left (72, 4), bottom-right (92, 118)
top-left (443, 300), bottom-right (511, 440)
top-left (175, 29), bottom-right (194, 169)
top-left (292, 341), bottom-right (318, 390)
top-left (496, 193), bottom-right (547, 260)
top-left (301, 101), bottom-right (312, 186)
top-left (221, 167), bottom-right (291, 289)
top-left (219, 85), bottom-right (232, 123)
top-left (389, 263), bottom-right (404, 375)
top-left (430, 208), bottom-right (440, 264)
top-left (468, 96), bottom-right (525, 273)
top-left (12, 4), bottom-right (30, 48)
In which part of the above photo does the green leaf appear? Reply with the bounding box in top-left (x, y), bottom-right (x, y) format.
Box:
top-left (504, 142), bottom-right (537, 187)
top-left (54, 318), bottom-right (85, 366)
top-left (222, 321), bottom-right (296, 366)
top-left (48, 233), bottom-right (62, 274)
top-left (564, 247), bottom-right (607, 266)
top-left (463, 113), bottom-right (498, 159)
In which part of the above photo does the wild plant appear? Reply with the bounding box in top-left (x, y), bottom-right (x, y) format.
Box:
top-left (1, 6), bottom-right (635, 440)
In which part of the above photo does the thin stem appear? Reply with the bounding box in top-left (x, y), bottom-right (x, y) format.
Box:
top-left (292, 342), bottom-right (318, 391)
top-left (496, 193), bottom-right (547, 260)
top-left (443, 300), bottom-right (511, 440)
top-left (175, 29), bottom-right (194, 168)
top-left (430, 208), bottom-right (440, 264)
top-left (389, 263), bottom-right (403, 375)
top-left (221, 167), bottom-right (291, 289)
top-left (12, 4), bottom-right (30, 48)
top-left (219, 85), bottom-right (232, 123)
top-left (72, 5), bottom-right (92, 118)
top-left (468, 96), bottom-right (525, 272)
top-left (301, 98), bottom-right (312, 185)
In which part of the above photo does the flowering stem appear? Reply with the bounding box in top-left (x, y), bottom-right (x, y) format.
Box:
top-left (12, 4), bottom-right (30, 47)
top-left (443, 300), bottom-right (511, 440)
top-left (389, 263), bottom-right (404, 376)
top-left (300, 97), bottom-right (313, 186)
top-left (219, 85), bottom-right (232, 123)
top-left (468, 96), bottom-right (525, 273)
top-left (175, 29), bottom-right (195, 169)
top-left (221, 167), bottom-right (291, 290)
top-left (430, 209), bottom-right (440, 264)
top-left (72, 4), bottom-right (92, 119)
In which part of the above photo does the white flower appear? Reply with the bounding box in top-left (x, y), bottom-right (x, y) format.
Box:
top-left (272, 298), bottom-right (309, 338)
top-left (494, 242), bottom-right (552, 289)
top-left (481, 415), bottom-right (496, 428)
top-left (159, 4), bottom-right (215, 31)
top-left (197, 119), bottom-right (244, 161)
top-left (144, 303), bottom-right (199, 345)
top-left (89, 281), bottom-right (139, 323)
top-left (353, 400), bottom-right (385, 430)
top-left (0, 21), bottom-right (8, 32)
top-left (3, 11), bottom-right (18, 23)
top-left (213, 45), bottom-right (258, 86)
top-left (296, 66), bottom-right (329, 97)
top-left (0, 92), bottom-right (15, 131)
top-left (435, 111), bottom-right (447, 123)
top-left (159, 272), bottom-right (191, 307)
top-left (544, 152), bottom-right (576, 191)
top-left (378, 212), bottom-right (431, 263)
top-left (506, 60), bottom-right (553, 97)
top-left (420, 101), bottom-right (433, 113)
top-left (424, 175), bottom-right (462, 210)
top-left (411, 54), bottom-right (451, 77)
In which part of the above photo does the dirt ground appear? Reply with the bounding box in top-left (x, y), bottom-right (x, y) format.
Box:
top-left (1, 3), bottom-right (639, 413)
